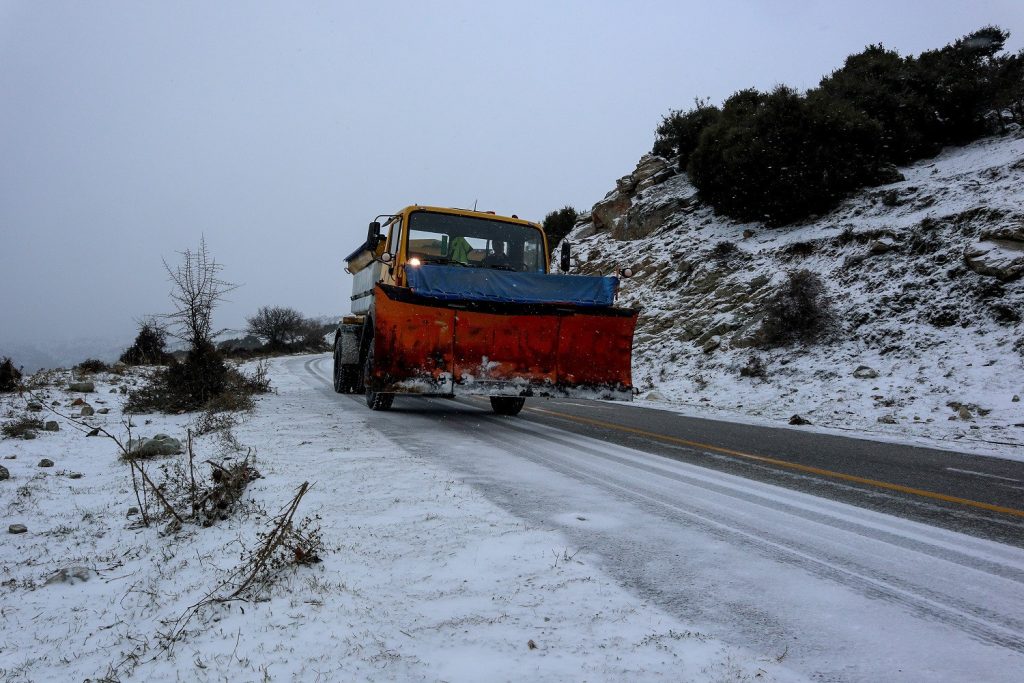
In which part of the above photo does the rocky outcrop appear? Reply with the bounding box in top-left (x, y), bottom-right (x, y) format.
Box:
top-left (964, 237), bottom-right (1024, 282)
top-left (590, 154), bottom-right (682, 240)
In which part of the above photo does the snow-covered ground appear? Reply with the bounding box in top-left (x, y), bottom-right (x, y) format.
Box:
top-left (0, 359), bottom-right (802, 682)
top-left (567, 133), bottom-right (1024, 461)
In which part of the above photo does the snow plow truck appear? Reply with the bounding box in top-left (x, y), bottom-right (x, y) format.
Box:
top-left (333, 205), bottom-right (639, 415)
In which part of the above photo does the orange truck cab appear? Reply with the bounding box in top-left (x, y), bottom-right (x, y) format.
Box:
top-left (334, 205), bottom-right (638, 415)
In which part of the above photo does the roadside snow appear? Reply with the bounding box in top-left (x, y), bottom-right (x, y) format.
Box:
top-left (0, 358), bottom-right (803, 681)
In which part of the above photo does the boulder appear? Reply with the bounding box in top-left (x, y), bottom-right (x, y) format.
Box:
top-left (877, 415), bottom-right (898, 424)
top-left (8, 524), bottom-right (27, 534)
top-left (44, 421), bottom-right (59, 432)
top-left (958, 406), bottom-right (972, 420)
top-left (127, 434), bottom-right (184, 457)
top-left (67, 472), bottom-right (83, 480)
top-left (853, 365), bottom-right (879, 379)
top-left (868, 239), bottom-right (895, 255)
top-left (97, 408), bottom-right (110, 415)
top-left (79, 404), bottom-right (95, 417)
top-left (981, 225), bottom-right (1024, 243)
top-left (0, 464), bottom-right (8, 480)
top-left (27, 401), bottom-right (43, 412)
top-left (702, 336), bottom-right (721, 354)
top-left (964, 239), bottom-right (1024, 282)
top-left (789, 415), bottom-right (811, 426)
top-left (44, 566), bottom-right (93, 585)
top-left (68, 381), bottom-right (95, 393)
top-left (38, 458), bottom-right (54, 468)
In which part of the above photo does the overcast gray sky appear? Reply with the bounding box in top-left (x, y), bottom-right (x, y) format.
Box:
top-left (2, 1), bottom-right (1022, 357)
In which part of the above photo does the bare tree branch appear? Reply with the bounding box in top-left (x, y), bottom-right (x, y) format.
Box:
top-left (162, 236), bottom-right (238, 350)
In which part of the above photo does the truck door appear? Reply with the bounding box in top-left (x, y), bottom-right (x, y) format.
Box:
top-left (383, 216), bottom-right (403, 287)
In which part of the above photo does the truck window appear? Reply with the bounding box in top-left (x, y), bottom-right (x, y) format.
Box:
top-left (407, 212), bottom-right (546, 272)
top-left (386, 218), bottom-right (403, 256)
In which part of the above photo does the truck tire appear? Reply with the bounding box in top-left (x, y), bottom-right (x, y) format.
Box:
top-left (490, 396), bottom-right (525, 416)
top-left (363, 346), bottom-right (394, 411)
top-left (333, 339), bottom-right (360, 394)
top-left (332, 340), bottom-right (345, 393)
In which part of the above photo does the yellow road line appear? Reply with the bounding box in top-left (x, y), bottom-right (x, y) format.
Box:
top-left (526, 406), bottom-right (1024, 519)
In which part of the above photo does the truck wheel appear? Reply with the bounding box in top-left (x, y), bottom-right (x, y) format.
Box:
top-left (363, 346), bottom-right (393, 411)
top-left (332, 340), bottom-right (345, 393)
top-left (490, 396), bottom-right (525, 416)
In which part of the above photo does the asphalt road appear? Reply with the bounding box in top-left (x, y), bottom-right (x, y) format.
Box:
top-left (310, 353), bottom-right (1024, 547)
top-left (297, 355), bottom-right (1024, 680)
top-left (490, 394), bottom-right (1024, 548)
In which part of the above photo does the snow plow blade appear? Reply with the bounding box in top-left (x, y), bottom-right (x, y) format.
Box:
top-left (369, 283), bottom-right (637, 400)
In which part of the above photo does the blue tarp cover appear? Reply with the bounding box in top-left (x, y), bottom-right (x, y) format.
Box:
top-left (405, 265), bottom-right (617, 307)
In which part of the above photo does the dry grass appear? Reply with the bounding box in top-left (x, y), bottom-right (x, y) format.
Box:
top-left (2, 415), bottom-right (44, 439)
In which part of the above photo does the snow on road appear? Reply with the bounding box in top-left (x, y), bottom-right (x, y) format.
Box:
top-left (1, 357), bottom-right (800, 682)
top-left (298, 356), bottom-right (1024, 682)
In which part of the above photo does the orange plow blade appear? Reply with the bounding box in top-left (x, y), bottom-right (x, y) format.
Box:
top-left (370, 284), bottom-right (637, 400)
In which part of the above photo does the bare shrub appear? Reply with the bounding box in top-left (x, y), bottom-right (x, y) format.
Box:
top-left (193, 410), bottom-right (237, 437)
top-left (123, 238), bottom-right (241, 413)
top-left (75, 358), bottom-right (109, 374)
top-left (229, 483), bottom-right (322, 598)
top-left (246, 306), bottom-right (306, 350)
top-left (125, 342), bottom-right (226, 413)
top-left (127, 354), bottom-right (271, 415)
top-left (155, 437), bottom-right (261, 528)
top-left (163, 237), bottom-right (237, 350)
top-left (781, 241), bottom-right (815, 259)
top-left (834, 226), bottom-right (858, 246)
top-left (759, 270), bottom-right (835, 347)
top-left (165, 482), bottom-right (321, 645)
top-left (739, 355), bottom-right (768, 379)
top-left (710, 240), bottom-right (738, 261)
top-left (2, 415), bottom-right (43, 439)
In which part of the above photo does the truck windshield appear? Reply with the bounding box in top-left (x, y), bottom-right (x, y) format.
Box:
top-left (407, 211), bottom-right (546, 272)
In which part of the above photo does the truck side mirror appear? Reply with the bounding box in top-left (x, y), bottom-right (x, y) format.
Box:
top-left (367, 221), bottom-right (382, 250)
top-left (560, 241), bottom-right (571, 273)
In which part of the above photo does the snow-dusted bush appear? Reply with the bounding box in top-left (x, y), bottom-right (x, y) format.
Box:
top-left (652, 99), bottom-right (720, 170)
top-left (542, 205), bottom-right (579, 253)
top-left (689, 86), bottom-right (882, 226)
top-left (75, 358), bottom-right (108, 374)
top-left (660, 26), bottom-right (1023, 226)
top-left (120, 320), bottom-right (171, 366)
top-left (0, 356), bottom-right (21, 392)
top-left (759, 270), bottom-right (835, 347)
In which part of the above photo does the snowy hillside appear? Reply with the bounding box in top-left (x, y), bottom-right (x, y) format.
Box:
top-left (566, 133), bottom-right (1024, 456)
